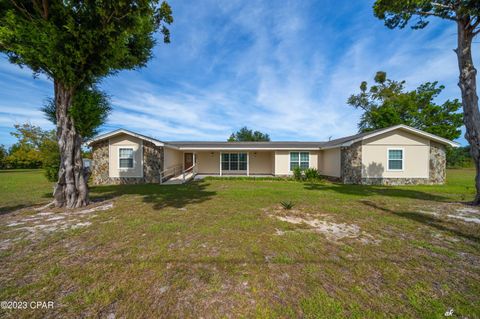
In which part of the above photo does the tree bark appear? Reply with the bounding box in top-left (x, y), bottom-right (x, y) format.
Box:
top-left (456, 18), bottom-right (480, 205)
top-left (52, 80), bottom-right (89, 208)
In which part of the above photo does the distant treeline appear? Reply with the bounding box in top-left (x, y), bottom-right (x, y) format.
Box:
top-left (446, 146), bottom-right (473, 168)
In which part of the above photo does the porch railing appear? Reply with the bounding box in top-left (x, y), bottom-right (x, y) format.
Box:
top-left (159, 164), bottom-right (183, 184)
top-left (182, 163), bottom-right (197, 183)
top-left (159, 163), bottom-right (197, 184)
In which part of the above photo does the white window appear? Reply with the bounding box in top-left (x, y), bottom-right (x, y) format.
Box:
top-left (388, 149), bottom-right (403, 171)
top-left (119, 148), bottom-right (134, 168)
top-left (290, 152), bottom-right (309, 171)
top-left (221, 153), bottom-right (247, 171)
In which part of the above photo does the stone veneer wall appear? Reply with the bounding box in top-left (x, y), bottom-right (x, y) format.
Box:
top-left (429, 141), bottom-right (446, 184)
top-left (142, 140), bottom-right (164, 184)
top-left (340, 141), bottom-right (362, 184)
top-left (91, 139), bottom-right (164, 185)
top-left (340, 141), bottom-right (446, 185)
top-left (91, 140), bottom-right (110, 185)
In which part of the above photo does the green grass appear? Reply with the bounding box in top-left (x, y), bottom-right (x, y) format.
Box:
top-left (0, 169), bottom-right (53, 212)
top-left (0, 168), bottom-right (479, 318)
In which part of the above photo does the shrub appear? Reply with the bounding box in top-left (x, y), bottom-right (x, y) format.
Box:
top-left (304, 168), bottom-right (319, 180)
top-left (280, 201), bottom-right (295, 210)
top-left (293, 166), bottom-right (303, 180)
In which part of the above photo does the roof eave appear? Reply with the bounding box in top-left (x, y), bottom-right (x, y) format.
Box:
top-left (339, 125), bottom-right (460, 148)
top-left (175, 147), bottom-right (322, 151)
top-left (87, 129), bottom-right (165, 147)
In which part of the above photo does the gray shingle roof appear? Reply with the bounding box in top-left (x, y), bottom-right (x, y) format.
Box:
top-left (89, 125), bottom-right (459, 149)
top-left (165, 141), bottom-right (325, 149)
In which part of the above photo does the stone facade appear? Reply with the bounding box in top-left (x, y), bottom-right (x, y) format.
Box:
top-left (340, 141), bottom-right (446, 185)
top-left (91, 140), bottom-right (164, 185)
top-left (143, 141), bottom-right (164, 183)
top-left (340, 141), bottom-right (362, 184)
top-left (429, 141), bottom-right (446, 184)
top-left (360, 177), bottom-right (429, 186)
top-left (91, 140), bottom-right (110, 185)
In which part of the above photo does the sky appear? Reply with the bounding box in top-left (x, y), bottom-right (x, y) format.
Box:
top-left (0, 0), bottom-right (478, 147)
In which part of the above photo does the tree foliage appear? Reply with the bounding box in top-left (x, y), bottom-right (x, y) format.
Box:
top-left (0, 145), bottom-right (6, 169)
top-left (446, 146), bottom-right (473, 168)
top-left (347, 71), bottom-right (463, 140)
top-left (5, 123), bottom-right (55, 170)
top-left (228, 127), bottom-right (271, 142)
top-left (42, 85), bottom-right (111, 140)
top-left (373, 0), bottom-right (480, 31)
top-left (0, 1), bottom-right (173, 88)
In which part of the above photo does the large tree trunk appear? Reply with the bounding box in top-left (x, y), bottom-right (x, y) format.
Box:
top-left (456, 18), bottom-right (480, 205)
top-left (52, 80), bottom-right (89, 208)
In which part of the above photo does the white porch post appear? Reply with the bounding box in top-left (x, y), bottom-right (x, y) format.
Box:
top-left (219, 152), bottom-right (222, 176)
top-left (247, 152), bottom-right (249, 176)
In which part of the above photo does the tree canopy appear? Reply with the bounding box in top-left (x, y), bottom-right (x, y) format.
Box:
top-left (347, 71), bottom-right (463, 140)
top-left (0, 1), bottom-right (173, 88)
top-left (373, 0), bottom-right (480, 32)
top-left (228, 127), bottom-right (271, 142)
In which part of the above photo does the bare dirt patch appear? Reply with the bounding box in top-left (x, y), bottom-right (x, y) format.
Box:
top-left (0, 201), bottom-right (114, 250)
top-left (265, 206), bottom-right (380, 244)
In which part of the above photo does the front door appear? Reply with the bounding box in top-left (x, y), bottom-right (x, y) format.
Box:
top-left (184, 153), bottom-right (194, 169)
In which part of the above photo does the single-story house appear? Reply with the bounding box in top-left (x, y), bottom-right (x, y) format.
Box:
top-left (87, 124), bottom-right (459, 186)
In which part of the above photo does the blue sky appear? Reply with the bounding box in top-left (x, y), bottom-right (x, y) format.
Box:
top-left (0, 0), bottom-right (477, 147)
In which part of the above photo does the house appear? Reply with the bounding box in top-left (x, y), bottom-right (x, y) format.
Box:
top-left (87, 124), bottom-right (459, 186)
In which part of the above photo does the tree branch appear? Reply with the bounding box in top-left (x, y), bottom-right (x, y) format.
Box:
top-left (9, 0), bottom-right (33, 20)
top-left (415, 10), bottom-right (457, 21)
top-left (42, 0), bottom-right (49, 19)
top-left (469, 17), bottom-right (480, 34)
top-left (431, 2), bottom-right (454, 10)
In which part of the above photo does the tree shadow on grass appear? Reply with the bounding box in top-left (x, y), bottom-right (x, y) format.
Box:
top-left (304, 182), bottom-right (448, 202)
top-left (90, 180), bottom-right (216, 210)
top-left (360, 200), bottom-right (480, 243)
top-left (0, 204), bottom-right (31, 215)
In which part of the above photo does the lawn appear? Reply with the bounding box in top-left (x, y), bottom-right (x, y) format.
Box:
top-left (0, 169), bottom-right (479, 318)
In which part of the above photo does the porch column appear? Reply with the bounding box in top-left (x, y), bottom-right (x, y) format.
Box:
top-left (247, 152), bottom-right (249, 176)
top-left (219, 152), bottom-right (222, 176)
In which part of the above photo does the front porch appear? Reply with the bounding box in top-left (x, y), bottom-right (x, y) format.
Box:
top-left (161, 149), bottom-right (276, 184)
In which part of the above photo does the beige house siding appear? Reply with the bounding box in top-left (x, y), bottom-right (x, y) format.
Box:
top-left (108, 134), bottom-right (143, 178)
top-left (164, 148), bottom-right (183, 170)
top-left (274, 151), bottom-right (319, 175)
top-left (249, 151), bottom-right (273, 175)
top-left (196, 151), bottom-right (220, 174)
top-left (361, 130), bottom-right (429, 178)
top-left (321, 148), bottom-right (341, 177)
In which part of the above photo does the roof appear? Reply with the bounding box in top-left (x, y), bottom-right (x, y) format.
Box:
top-left (88, 124), bottom-right (460, 149)
top-left (165, 141), bottom-right (324, 150)
top-left (320, 124), bottom-right (460, 148)
top-left (87, 129), bottom-right (165, 147)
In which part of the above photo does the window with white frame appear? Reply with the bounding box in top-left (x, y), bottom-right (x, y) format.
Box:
top-left (388, 149), bottom-right (403, 170)
top-left (221, 153), bottom-right (247, 171)
top-left (119, 148), bottom-right (134, 168)
top-left (290, 152), bottom-right (309, 170)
